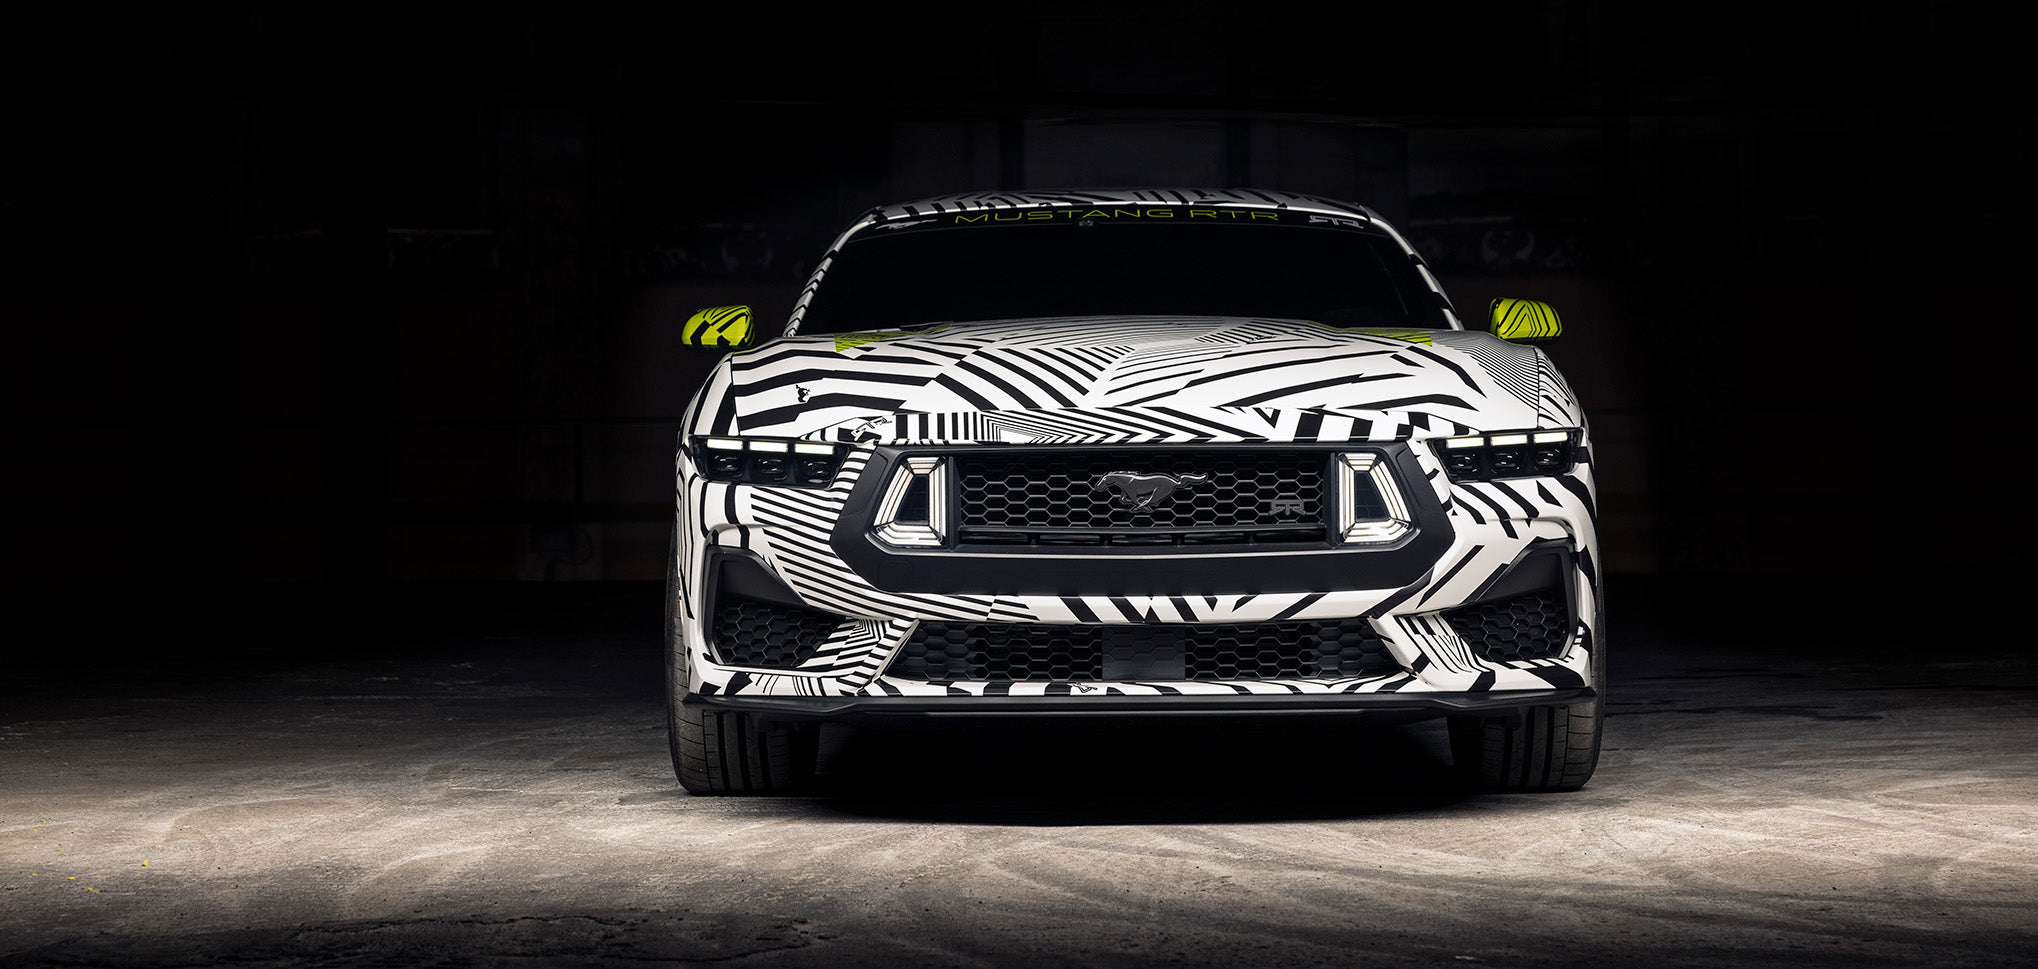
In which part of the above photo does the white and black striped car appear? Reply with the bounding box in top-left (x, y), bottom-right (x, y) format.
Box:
top-left (667, 189), bottom-right (1602, 794)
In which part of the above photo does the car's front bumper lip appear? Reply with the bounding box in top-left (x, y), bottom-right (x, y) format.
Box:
top-left (687, 687), bottom-right (1595, 725)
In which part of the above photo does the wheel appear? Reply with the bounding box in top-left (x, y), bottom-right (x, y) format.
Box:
top-left (1449, 600), bottom-right (1605, 792)
top-left (664, 524), bottom-right (818, 795)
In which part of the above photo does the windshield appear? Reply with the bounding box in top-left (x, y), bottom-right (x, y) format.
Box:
top-left (796, 210), bottom-right (1447, 334)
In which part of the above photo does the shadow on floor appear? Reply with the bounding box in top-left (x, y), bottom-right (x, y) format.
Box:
top-left (777, 719), bottom-right (1482, 825)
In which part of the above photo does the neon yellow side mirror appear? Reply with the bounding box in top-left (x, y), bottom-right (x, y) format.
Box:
top-left (1489, 298), bottom-right (1562, 345)
top-left (681, 305), bottom-right (756, 349)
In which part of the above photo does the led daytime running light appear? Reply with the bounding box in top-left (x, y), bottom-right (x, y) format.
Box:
top-left (693, 436), bottom-right (847, 487)
top-left (1433, 428), bottom-right (1580, 482)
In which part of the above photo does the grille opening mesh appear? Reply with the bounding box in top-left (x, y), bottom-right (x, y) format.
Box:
top-left (1443, 589), bottom-right (1571, 663)
top-left (893, 619), bottom-right (1395, 682)
top-left (957, 451), bottom-right (1327, 531)
top-left (710, 592), bottom-right (842, 669)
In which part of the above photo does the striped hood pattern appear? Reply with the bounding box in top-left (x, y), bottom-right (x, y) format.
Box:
top-left (707, 315), bottom-right (1580, 444)
top-left (663, 191), bottom-right (1603, 753)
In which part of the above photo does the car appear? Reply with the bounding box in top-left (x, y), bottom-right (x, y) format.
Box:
top-left (664, 189), bottom-right (1603, 794)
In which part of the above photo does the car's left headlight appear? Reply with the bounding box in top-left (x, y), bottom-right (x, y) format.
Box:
top-left (1432, 428), bottom-right (1579, 482)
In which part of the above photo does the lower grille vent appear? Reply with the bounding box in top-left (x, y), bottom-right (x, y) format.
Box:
top-left (1443, 590), bottom-right (1571, 662)
top-left (711, 592), bottom-right (841, 668)
top-left (894, 619), bottom-right (1395, 682)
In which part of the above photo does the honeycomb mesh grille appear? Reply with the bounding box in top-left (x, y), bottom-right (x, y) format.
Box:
top-left (903, 624), bottom-right (1106, 682)
top-left (1444, 590), bottom-right (1571, 662)
top-left (710, 592), bottom-right (841, 668)
top-left (894, 619), bottom-right (1395, 682)
top-left (956, 451), bottom-right (1328, 531)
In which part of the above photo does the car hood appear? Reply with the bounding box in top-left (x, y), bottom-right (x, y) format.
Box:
top-left (715, 316), bottom-right (1575, 444)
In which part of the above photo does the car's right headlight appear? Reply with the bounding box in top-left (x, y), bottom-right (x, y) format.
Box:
top-left (690, 436), bottom-right (848, 487)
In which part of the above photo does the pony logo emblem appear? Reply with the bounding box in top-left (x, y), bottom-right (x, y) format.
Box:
top-left (1093, 471), bottom-right (1211, 513)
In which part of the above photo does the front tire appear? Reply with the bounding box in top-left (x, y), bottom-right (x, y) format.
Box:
top-left (669, 701), bottom-right (818, 795)
top-left (1449, 601), bottom-right (1605, 792)
top-left (664, 523), bottom-right (818, 795)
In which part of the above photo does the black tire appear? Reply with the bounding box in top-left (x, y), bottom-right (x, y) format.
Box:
top-left (1449, 600), bottom-right (1605, 793)
top-left (664, 523), bottom-right (818, 795)
top-left (669, 701), bottom-right (819, 795)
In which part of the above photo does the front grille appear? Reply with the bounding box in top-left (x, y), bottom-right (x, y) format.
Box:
top-left (1444, 590), bottom-right (1571, 662)
top-left (893, 618), bottom-right (1396, 682)
top-left (710, 592), bottom-right (841, 668)
top-left (954, 450), bottom-right (1339, 547)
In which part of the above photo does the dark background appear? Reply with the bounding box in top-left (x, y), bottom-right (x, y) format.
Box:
top-left (3, 2), bottom-right (2029, 628)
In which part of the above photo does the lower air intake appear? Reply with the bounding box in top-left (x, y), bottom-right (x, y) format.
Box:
top-left (1443, 590), bottom-right (1572, 662)
top-left (893, 619), bottom-right (1396, 682)
top-left (710, 592), bottom-right (841, 669)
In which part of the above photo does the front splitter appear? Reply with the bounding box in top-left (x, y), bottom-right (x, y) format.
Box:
top-left (686, 687), bottom-right (1595, 726)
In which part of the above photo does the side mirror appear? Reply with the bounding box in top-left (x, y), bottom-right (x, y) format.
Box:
top-left (681, 305), bottom-right (757, 349)
top-left (1489, 298), bottom-right (1562, 345)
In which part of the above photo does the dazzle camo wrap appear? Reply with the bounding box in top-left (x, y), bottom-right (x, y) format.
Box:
top-left (672, 315), bottom-right (1598, 701)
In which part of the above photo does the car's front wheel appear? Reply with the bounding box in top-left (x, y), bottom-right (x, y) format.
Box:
top-left (1448, 601), bottom-right (1605, 792)
top-left (665, 523), bottom-right (818, 795)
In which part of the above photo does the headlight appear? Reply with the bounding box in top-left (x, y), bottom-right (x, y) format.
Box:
top-left (691, 436), bottom-right (847, 487)
top-left (1432, 429), bottom-right (1578, 482)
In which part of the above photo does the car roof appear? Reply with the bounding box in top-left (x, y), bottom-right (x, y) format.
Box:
top-left (869, 189), bottom-right (1380, 224)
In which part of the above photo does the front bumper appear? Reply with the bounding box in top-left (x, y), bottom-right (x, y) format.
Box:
top-left (673, 440), bottom-right (1603, 706)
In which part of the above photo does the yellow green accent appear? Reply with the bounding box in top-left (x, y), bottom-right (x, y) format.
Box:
top-left (1305, 322), bottom-right (1433, 344)
top-left (1489, 298), bottom-right (1563, 344)
top-left (834, 326), bottom-right (948, 353)
top-left (682, 305), bottom-right (754, 349)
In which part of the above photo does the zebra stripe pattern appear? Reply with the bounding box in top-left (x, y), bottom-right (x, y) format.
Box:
top-left (707, 318), bottom-right (1547, 442)
top-left (673, 439), bottom-right (1600, 701)
top-left (669, 190), bottom-right (1601, 705)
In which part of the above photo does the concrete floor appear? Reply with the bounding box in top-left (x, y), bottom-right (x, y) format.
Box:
top-left (2, 581), bottom-right (2033, 967)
